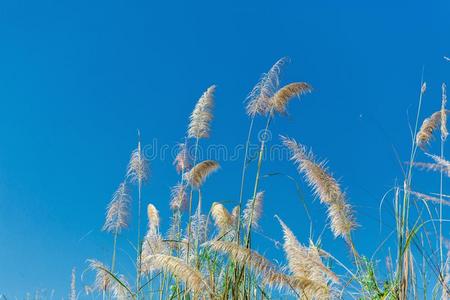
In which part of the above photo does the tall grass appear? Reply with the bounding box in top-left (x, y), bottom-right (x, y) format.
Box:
top-left (71, 58), bottom-right (450, 300)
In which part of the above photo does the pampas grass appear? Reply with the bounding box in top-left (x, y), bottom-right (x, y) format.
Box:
top-left (243, 191), bottom-right (264, 229)
top-left (103, 182), bottom-right (131, 234)
top-left (246, 57), bottom-right (288, 117)
top-left (188, 85), bottom-right (216, 139)
top-left (281, 136), bottom-right (356, 240)
top-left (184, 160), bottom-right (220, 189)
top-left (210, 202), bottom-right (233, 236)
top-left (76, 59), bottom-right (450, 300)
top-left (271, 82), bottom-right (312, 115)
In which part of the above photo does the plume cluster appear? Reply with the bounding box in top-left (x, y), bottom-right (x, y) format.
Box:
top-left (141, 254), bottom-right (212, 297)
top-left (188, 85), bottom-right (216, 139)
top-left (281, 136), bottom-right (355, 239)
top-left (277, 217), bottom-right (338, 299)
top-left (246, 57), bottom-right (288, 117)
top-left (184, 160), bottom-right (219, 188)
top-left (204, 240), bottom-right (298, 292)
top-left (103, 182), bottom-right (131, 234)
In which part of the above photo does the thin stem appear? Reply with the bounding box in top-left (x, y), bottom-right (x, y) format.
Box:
top-left (186, 137), bottom-right (200, 264)
top-left (136, 179), bottom-right (142, 297)
top-left (237, 117), bottom-right (255, 242)
top-left (245, 113), bottom-right (272, 247)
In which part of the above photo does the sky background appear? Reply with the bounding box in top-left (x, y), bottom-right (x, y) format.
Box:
top-left (0, 0), bottom-right (449, 298)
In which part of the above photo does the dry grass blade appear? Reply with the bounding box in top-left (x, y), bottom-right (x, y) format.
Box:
top-left (103, 182), bottom-right (131, 234)
top-left (281, 136), bottom-right (355, 239)
top-left (188, 85), bottom-right (216, 139)
top-left (246, 57), bottom-right (288, 117)
top-left (243, 191), bottom-right (264, 229)
top-left (184, 160), bottom-right (220, 188)
top-left (271, 82), bottom-right (312, 114)
top-left (142, 254), bottom-right (213, 297)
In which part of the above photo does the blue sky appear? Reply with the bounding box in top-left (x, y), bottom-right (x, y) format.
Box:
top-left (0, 0), bottom-right (449, 298)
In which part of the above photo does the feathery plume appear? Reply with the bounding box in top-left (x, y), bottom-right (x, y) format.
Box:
top-left (416, 111), bottom-right (443, 149)
top-left (141, 232), bottom-right (168, 273)
top-left (190, 204), bottom-right (208, 245)
top-left (442, 83), bottom-right (448, 141)
top-left (277, 217), bottom-right (338, 299)
top-left (110, 275), bottom-right (131, 300)
top-left (246, 57), bottom-right (288, 117)
top-left (87, 259), bottom-right (111, 292)
top-left (211, 202), bottom-right (233, 235)
top-left (243, 191), bottom-right (264, 229)
top-left (428, 154), bottom-right (450, 176)
top-left (147, 203), bottom-right (160, 234)
top-left (271, 82), bottom-right (312, 115)
top-left (70, 268), bottom-right (76, 300)
top-left (103, 182), bottom-right (131, 234)
top-left (188, 85), bottom-right (216, 139)
top-left (170, 183), bottom-right (187, 211)
top-left (281, 136), bottom-right (355, 239)
top-left (184, 160), bottom-right (219, 188)
top-left (173, 142), bottom-right (191, 174)
top-left (231, 205), bottom-right (240, 223)
top-left (142, 254), bottom-right (213, 296)
top-left (127, 138), bottom-right (149, 184)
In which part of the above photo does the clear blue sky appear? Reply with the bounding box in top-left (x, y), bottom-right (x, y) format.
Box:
top-left (0, 0), bottom-right (449, 298)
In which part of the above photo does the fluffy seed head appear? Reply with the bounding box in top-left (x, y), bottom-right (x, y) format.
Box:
top-left (184, 160), bottom-right (219, 188)
top-left (277, 217), bottom-right (338, 299)
top-left (87, 259), bottom-right (111, 292)
top-left (416, 111), bottom-right (444, 149)
top-left (188, 85), bottom-right (216, 139)
top-left (246, 57), bottom-right (288, 117)
top-left (173, 142), bottom-right (191, 174)
top-left (147, 203), bottom-right (160, 234)
top-left (281, 136), bottom-right (355, 239)
top-left (170, 183), bottom-right (187, 210)
top-left (271, 82), bottom-right (312, 115)
top-left (127, 138), bottom-right (149, 184)
top-left (211, 202), bottom-right (233, 235)
top-left (103, 182), bottom-right (131, 234)
top-left (243, 191), bottom-right (264, 229)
